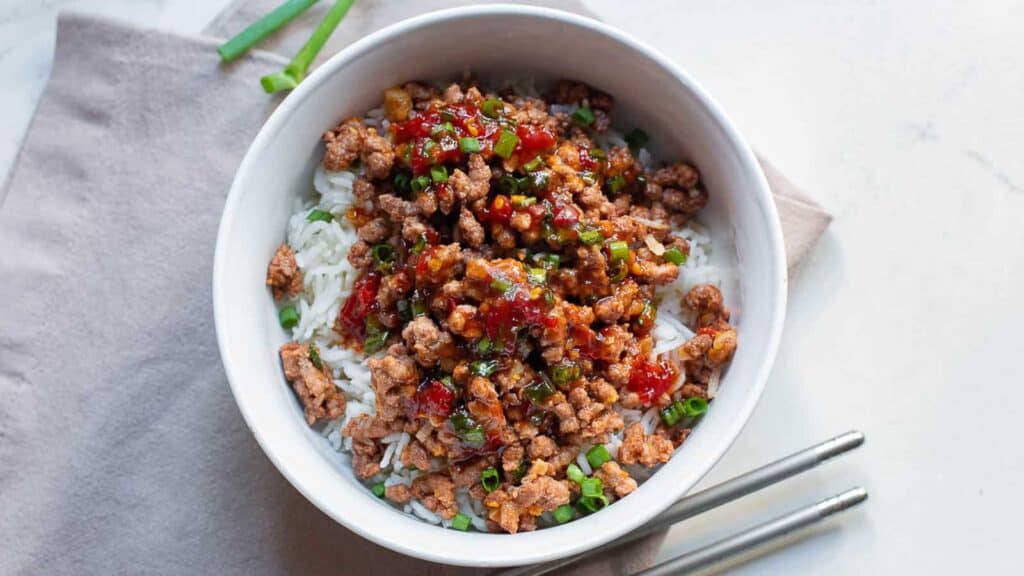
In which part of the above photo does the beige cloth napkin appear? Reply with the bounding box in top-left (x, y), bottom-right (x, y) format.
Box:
top-left (0, 5), bottom-right (829, 576)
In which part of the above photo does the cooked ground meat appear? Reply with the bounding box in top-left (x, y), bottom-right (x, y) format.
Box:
top-left (279, 342), bottom-right (345, 425)
top-left (271, 79), bottom-right (738, 533)
top-left (266, 244), bottom-right (302, 301)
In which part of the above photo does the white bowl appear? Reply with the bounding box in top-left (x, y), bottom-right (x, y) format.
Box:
top-left (213, 4), bottom-right (787, 568)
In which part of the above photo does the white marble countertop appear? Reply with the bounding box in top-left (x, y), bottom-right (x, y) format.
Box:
top-left (2, 0), bottom-right (1021, 573)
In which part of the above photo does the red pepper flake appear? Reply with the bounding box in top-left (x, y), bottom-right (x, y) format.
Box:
top-left (627, 359), bottom-right (679, 405)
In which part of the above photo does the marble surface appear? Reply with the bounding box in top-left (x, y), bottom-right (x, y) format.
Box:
top-left (1, 0), bottom-right (1021, 573)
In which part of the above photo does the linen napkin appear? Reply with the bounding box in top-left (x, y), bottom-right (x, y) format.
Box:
top-left (0, 7), bottom-right (830, 576)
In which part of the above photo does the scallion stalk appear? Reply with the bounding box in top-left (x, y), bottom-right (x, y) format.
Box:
top-left (261, 0), bottom-right (356, 93)
top-left (218, 0), bottom-right (321, 62)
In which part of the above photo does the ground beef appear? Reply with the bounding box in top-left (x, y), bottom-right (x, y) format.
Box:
top-left (618, 423), bottom-right (674, 467)
top-left (401, 316), bottom-right (452, 368)
top-left (401, 440), bottom-right (431, 471)
top-left (450, 154), bottom-right (490, 204)
top-left (361, 127), bottom-right (394, 180)
top-left (351, 438), bottom-right (381, 479)
top-left (279, 342), bottom-right (345, 425)
top-left (266, 244), bottom-right (303, 301)
top-left (368, 353), bottom-right (418, 422)
top-left (385, 483), bottom-right (413, 504)
top-left (346, 240), bottom-right (373, 270)
top-left (412, 472), bottom-right (459, 519)
top-left (593, 461), bottom-right (637, 498)
top-left (357, 217), bottom-right (390, 243)
top-left (322, 118), bottom-right (363, 172)
top-left (457, 206), bottom-right (485, 248)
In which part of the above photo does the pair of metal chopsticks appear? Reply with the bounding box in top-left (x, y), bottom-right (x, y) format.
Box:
top-left (498, 430), bottom-right (867, 576)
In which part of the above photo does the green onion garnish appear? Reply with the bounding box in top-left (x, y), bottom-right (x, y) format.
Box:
top-left (522, 156), bottom-right (544, 172)
top-left (490, 277), bottom-right (512, 293)
top-left (476, 337), bottom-right (493, 356)
top-left (430, 164), bottom-right (448, 183)
top-left (410, 300), bottom-right (427, 316)
top-left (542, 254), bottom-right (560, 271)
top-left (261, 0), bottom-right (355, 93)
top-left (371, 243), bottom-right (394, 264)
top-left (430, 121), bottom-right (454, 136)
top-left (481, 98), bottom-right (503, 118)
top-left (422, 139), bottom-right (436, 157)
top-left (664, 247), bottom-right (688, 265)
top-left (637, 300), bottom-right (657, 330)
top-left (610, 260), bottom-right (628, 283)
top-left (217, 0), bottom-right (321, 62)
top-left (451, 512), bottom-right (472, 531)
top-left (580, 477), bottom-right (603, 498)
top-left (624, 128), bottom-right (649, 151)
top-left (553, 504), bottom-right (575, 524)
top-left (606, 175), bottom-right (626, 195)
top-left (393, 171), bottom-right (411, 193)
top-left (307, 208), bottom-right (333, 222)
top-left (660, 403), bottom-right (683, 426)
top-left (607, 240), bottom-right (629, 262)
top-left (363, 316), bottom-right (389, 354)
top-left (371, 481), bottom-right (385, 498)
top-left (459, 137), bottom-right (481, 153)
top-left (527, 267), bottom-right (547, 285)
top-left (278, 305), bottom-right (299, 329)
top-left (308, 342), bottom-right (323, 369)
top-left (511, 195), bottom-right (537, 209)
top-left (411, 175), bottom-right (431, 193)
top-left (528, 171), bottom-right (550, 192)
top-left (579, 171), bottom-right (597, 186)
top-left (585, 445), bottom-right (611, 469)
top-left (578, 493), bottom-right (609, 513)
top-left (589, 148), bottom-right (606, 160)
top-left (550, 361), bottom-right (580, 387)
top-left (522, 379), bottom-right (555, 405)
top-left (481, 467), bottom-right (501, 492)
top-left (411, 234), bottom-right (427, 254)
top-left (497, 174), bottom-right (519, 195)
top-left (469, 359), bottom-right (499, 377)
top-left (566, 463), bottom-right (585, 484)
top-left (682, 396), bottom-right (709, 417)
top-left (494, 130), bottom-right (519, 159)
top-left (571, 106), bottom-right (595, 126)
top-left (450, 411), bottom-right (486, 447)
top-left (577, 227), bottom-right (604, 245)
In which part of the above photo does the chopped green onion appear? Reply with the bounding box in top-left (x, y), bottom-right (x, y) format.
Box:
top-left (490, 277), bottom-right (512, 293)
top-left (278, 305), bottom-right (299, 329)
top-left (440, 108), bottom-right (455, 122)
top-left (511, 195), bottom-right (537, 209)
top-left (553, 504), bottom-right (575, 524)
top-left (580, 477), bottom-right (604, 498)
top-left (541, 254), bottom-right (560, 271)
top-left (371, 481), bottom-right (386, 498)
top-left (218, 0), bottom-right (321, 62)
top-left (578, 493), bottom-right (609, 513)
top-left (682, 396), bottom-right (709, 417)
top-left (308, 342), bottom-right (322, 369)
top-left (481, 467), bottom-right (501, 492)
top-left (577, 227), bottom-right (604, 245)
top-left (396, 299), bottom-right (412, 321)
top-left (664, 247), bottom-right (688, 265)
top-left (450, 411), bottom-right (485, 447)
top-left (579, 171), bottom-right (597, 186)
top-left (528, 171), bottom-right (550, 192)
top-left (497, 175), bottom-right (519, 195)
top-left (637, 300), bottom-right (657, 331)
top-left (459, 137), bottom-right (481, 153)
top-left (410, 300), bottom-right (427, 316)
top-left (363, 331), bottom-right (389, 354)
top-left (610, 260), bottom-right (628, 283)
top-left (607, 240), bottom-right (629, 262)
top-left (481, 98), bottom-right (504, 118)
top-left (307, 208), bottom-right (333, 222)
top-left (469, 359), bottom-right (499, 377)
top-left (550, 361), bottom-right (580, 387)
top-left (572, 106), bottom-right (595, 126)
top-left (522, 156), bottom-right (544, 172)
top-left (543, 289), bottom-right (556, 305)
top-left (523, 379), bottom-right (555, 405)
top-left (430, 164), bottom-right (448, 183)
top-left (624, 128), bottom-right (649, 151)
top-left (589, 148), bottom-right (606, 160)
top-left (494, 130), bottom-right (519, 159)
top-left (566, 463), bottom-right (585, 484)
top-left (411, 175), bottom-right (431, 193)
top-left (371, 243), bottom-right (394, 266)
top-left (451, 512), bottom-right (472, 531)
top-left (421, 140), bottom-right (437, 158)
top-left (660, 403), bottom-right (683, 426)
top-left (527, 267), bottom-right (547, 285)
top-left (393, 171), bottom-right (411, 193)
top-left (411, 234), bottom-right (427, 254)
top-left (586, 445), bottom-right (611, 470)
top-left (606, 175), bottom-right (626, 194)
top-left (261, 0), bottom-right (355, 93)
top-left (430, 121), bottom-right (454, 136)
top-left (476, 337), bottom-right (493, 355)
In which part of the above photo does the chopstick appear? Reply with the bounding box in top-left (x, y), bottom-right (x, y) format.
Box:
top-left (634, 487), bottom-right (868, 575)
top-left (498, 430), bottom-right (865, 576)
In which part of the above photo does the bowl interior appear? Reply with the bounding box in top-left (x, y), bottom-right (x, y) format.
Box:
top-left (214, 5), bottom-right (786, 567)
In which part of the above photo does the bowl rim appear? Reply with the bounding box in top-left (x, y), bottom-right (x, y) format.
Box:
top-left (213, 3), bottom-right (787, 567)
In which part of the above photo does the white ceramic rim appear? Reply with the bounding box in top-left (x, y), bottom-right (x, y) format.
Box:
top-left (214, 4), bottom-right (787, 567)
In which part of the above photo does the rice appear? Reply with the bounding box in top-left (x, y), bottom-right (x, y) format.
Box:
top-left (284, 102), bottom-right (732, 532)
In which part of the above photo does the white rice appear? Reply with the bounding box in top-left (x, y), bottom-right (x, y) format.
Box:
top-left (287, 102), bottom-right (732, 532)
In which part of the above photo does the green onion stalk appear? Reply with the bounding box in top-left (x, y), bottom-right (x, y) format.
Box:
top-left (218, 0), bottom-right (321, 62)
top-left (261, 0), bottom-right (356, 93)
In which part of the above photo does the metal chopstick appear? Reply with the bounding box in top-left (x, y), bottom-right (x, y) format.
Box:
top-left (633, 487), bottom-right (869, 575)
top-left (498, 430), bottom-right (865, 576)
